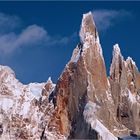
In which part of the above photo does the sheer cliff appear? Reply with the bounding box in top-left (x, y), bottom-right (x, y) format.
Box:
top-left (0, 11), bottom-right (140, 140)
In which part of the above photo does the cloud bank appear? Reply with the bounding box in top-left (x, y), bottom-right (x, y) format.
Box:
top-left (0, 13), bottom-right (74, 55)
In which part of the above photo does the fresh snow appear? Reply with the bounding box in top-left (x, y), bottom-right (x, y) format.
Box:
top-left (112, 44), bottom-right (122, 62)
top-left (126, 57), bottom-right (136, 67)
top-left (83, 101), bottom-right (117, 140)
top-left (0, 65), bottom-right (15, 76)
top-left (47, 77), bottom-right (53, 84)
top-left (71, 47), bottom-right (81, 63)
top-left (83, 42), bottom-right (90, 49)
top-left (0, 98), bottom-right (13, 111)
top-left (112, 44), bottom-right (122, 63)
top-left (113, 44), bottom-right (121, 56)
top-left (20, 101), bottom-right (31, 116)
top-left (128, 89), bottom-right (136, 103)
top-left (72, 49), bottom-right (81, 63)
top-left (91, 119), bottom-right (118, 140)
top-left (28, 83), bottom-right (45, 100)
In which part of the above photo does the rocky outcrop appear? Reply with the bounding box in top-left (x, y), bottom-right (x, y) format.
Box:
top-left (48, 12), bottom-right (140, 139)
top-left (48, 12), bottom-right (126, 139)
top-left (110, 45), bottom-right (140, 136)
top-left (0, 11), bottom-right (140, 140)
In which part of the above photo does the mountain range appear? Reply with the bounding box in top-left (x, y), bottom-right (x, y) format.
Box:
top-left (0, 11), bottom-right (140, 140)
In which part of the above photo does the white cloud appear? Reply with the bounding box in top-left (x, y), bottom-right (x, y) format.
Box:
top-left (0, 12), bottom-right (75, 55)
top-left (92, 9), bottom-right (132, 31)
top-left (0, 25), bottom-right (48, 54)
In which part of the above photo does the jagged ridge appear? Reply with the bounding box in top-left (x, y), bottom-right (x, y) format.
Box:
top-left (0, 11), bottom-right (140, 140)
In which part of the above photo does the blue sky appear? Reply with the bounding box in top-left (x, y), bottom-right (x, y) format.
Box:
top-left (0, 1), bottom-right (139, 84)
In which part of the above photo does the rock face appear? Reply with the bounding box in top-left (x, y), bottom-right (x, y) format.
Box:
top-left (48, 12), bottom-right (119, 140)
top-left (110, 45), bottom-right (140, 135)
top-left (0, 11), bottom-right (140, 140)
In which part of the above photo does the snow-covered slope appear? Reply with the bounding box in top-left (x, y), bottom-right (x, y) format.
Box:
top-left (0, 65), bottom-right (64, 139)
top-left (83, 101), bottom-right (118, 140)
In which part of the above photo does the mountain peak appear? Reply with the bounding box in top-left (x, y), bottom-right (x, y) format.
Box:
top-left (126, 56), bottom-right (136, 66)
top-left (79, 11), bottom-right (98, 43)
top-left (47, 76), bottom-right (53, 84)
top-left (113, 44), bottom-right (121, 56)
top-left (0, 65), bottom-right (15, 75)
top-left (0, 65), bottom-right (15, 82)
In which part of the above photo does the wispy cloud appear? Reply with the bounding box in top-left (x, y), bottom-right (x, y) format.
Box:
top-left (0, 12), bottom-right (75, 55)
top-left (0, 13), bottom-right (21, 34)
top-left (92, 9), bottom-right (132, 31)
